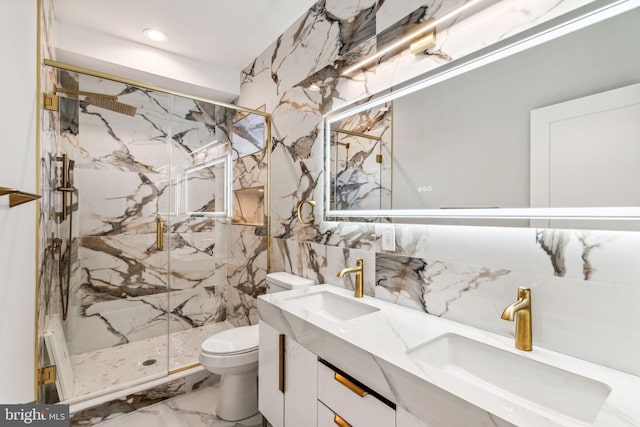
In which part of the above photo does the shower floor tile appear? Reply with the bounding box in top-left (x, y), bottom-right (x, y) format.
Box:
top-left (94, 385), bottom-right (263, 427)
top-left (70, 321), bottom-right (234, 400)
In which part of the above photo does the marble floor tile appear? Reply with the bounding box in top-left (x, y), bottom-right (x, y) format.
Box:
top-left (95, 385), bottom-right (263, 427)
top-left (70, 322), bottom-right (234, 399)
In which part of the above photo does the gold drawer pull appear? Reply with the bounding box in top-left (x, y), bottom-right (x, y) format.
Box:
top-left (334, 372), bottom-right (368, 397)
top-left (333, 413), bottom-right (351, 427)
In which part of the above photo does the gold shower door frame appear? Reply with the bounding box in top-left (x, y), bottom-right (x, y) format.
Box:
top-left (36, 59), bottom-right (271, 404)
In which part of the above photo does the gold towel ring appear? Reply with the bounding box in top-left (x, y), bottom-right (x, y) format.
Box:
top-left (296, 200), bottom-right (316, 224)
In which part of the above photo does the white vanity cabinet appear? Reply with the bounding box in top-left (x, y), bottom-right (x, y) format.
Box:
top-left (258, 321), bottom-right (318, 427)
top-left (317, 360), bottom-right (396, 427)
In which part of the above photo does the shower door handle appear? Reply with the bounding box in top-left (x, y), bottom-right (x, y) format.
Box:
top-left (156, 217), bottom-right (164, 251)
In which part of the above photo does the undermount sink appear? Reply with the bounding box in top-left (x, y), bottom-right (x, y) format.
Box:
top-left (407, 334), bottom-right (611, 424)
top-left (285, 291), bottom-right (380, 321)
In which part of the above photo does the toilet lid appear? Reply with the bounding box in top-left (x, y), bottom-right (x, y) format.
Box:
top-left (201, 324), bottom-right (259, 355)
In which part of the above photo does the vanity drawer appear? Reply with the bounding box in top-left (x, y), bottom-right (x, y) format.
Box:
top-left (318, 400), bottom-right (352, 427)
top-left (317, 360), bottom-right (395, 427)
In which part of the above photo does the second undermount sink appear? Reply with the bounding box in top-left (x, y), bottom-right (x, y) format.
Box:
top-left (285, 291), bottom-right (380, 321)
top-left (407, 333), bottom-right (611, 424)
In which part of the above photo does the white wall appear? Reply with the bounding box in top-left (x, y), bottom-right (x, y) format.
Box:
top-left (0, 0), bottom-right (38, 403)
top-left (56, 22), bottom-right (239, 102)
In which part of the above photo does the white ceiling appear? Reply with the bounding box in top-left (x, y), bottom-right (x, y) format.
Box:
top-left (53, 0), bottom-right (318, 98)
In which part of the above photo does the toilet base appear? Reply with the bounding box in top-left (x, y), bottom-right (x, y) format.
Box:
top-left (216, 370), bottom-right (258, 421)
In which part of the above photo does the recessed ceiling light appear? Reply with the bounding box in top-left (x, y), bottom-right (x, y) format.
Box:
top-left (143, 28), bottom-right (168, 42)
top-left (309, 83), bottom-right (320, 92)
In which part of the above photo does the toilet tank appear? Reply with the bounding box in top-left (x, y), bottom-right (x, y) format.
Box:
top-left (265, 272), bottom-right (314, 293)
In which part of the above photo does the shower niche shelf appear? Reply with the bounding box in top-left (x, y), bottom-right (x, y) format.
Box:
top-left (232, 186), bottom-right (265, 226)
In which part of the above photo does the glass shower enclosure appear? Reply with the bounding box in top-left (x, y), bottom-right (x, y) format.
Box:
top-left (37, 63), bottom-right (269, 404)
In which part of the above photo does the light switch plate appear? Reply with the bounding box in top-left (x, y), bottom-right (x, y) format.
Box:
top-left (381, 225), bottom-right (395, 251)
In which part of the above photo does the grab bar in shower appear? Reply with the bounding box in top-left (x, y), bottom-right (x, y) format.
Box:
top-left (0, 187), bottom-right (41, 207)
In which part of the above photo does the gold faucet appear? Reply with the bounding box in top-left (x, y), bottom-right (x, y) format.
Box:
top-left (501, 287), bottom-right (532, 351)
top-left (337, 258), bottom-right (364, 298)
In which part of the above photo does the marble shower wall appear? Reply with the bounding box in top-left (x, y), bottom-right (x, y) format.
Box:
top-left (46, 72), bottom-right (241, 357)
top-left (239, 0), bottom-right (640, 376)
top-left (226, 147), bottom-right (269, 327)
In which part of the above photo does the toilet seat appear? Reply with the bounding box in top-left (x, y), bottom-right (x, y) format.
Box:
top-left (201, 324), bottom-right (259, 356)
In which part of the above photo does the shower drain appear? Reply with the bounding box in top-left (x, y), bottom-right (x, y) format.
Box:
top-left (142, 358), bottom-right (157, 366)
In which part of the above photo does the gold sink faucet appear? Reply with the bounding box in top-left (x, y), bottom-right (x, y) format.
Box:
top-left (501, 287), bottom-right (532, 351)
top-left (337, 258), bottom-right (364, 298)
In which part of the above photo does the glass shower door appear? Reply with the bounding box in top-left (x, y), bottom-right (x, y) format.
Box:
top-left (166, 96), bottom-right (232, 372)
top-left (37, 64), bottom-right (271, 404)
top-left (39, 66), bottom-right (172, 402)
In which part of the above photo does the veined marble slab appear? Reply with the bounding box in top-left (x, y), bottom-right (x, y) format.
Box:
top-left (94, 385), bottom-right (262, 427)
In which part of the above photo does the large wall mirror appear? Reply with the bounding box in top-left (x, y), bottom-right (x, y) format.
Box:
top-left (325, 0), bottom-right (640, 229)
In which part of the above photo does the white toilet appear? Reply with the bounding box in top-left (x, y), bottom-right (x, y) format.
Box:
top-left (199, 272), bottom-right (314, 421)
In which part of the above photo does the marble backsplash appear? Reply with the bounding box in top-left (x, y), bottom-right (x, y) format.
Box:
top-left (239, 0), bottom-right (640, 377)
top-left (271, 227), bottom-right (640, 377)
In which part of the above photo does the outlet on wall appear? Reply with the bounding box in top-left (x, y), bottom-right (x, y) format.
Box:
top-left (380, 225), bottom-right (395, 251)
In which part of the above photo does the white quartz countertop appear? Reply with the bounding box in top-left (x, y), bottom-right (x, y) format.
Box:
top-left (258, 284), bottom-right (640, 427)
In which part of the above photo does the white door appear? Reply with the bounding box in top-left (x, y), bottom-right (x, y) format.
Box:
top-left (531, 83), bottom-right (640, 229)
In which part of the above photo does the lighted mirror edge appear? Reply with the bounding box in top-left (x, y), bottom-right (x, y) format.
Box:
top-left (326, 0), bottom-right (635, 124)
top-left (323, 0), bottom-right (639, 222)
top-left (326, 208), bottom-right (640, 220)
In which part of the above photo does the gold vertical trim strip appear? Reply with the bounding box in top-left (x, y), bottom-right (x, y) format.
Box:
top-left (35, 0), bottom-right (42, 403)
top-left (278, 334), bottom-right (285, 393)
